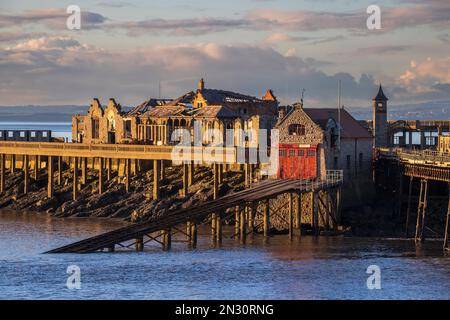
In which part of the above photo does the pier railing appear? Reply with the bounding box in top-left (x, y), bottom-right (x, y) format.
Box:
top-left (377, 147), bottom-right (450, 165)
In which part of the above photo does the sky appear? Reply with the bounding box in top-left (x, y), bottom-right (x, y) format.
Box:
top-left (0, 0), bottom-right (449, 108)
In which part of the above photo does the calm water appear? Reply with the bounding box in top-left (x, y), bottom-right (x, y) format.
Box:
top-left (0, 211), bottom-right (449, 300)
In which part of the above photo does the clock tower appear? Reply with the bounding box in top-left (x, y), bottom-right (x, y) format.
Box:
top-left (373, 84), bottom-right (388, 148)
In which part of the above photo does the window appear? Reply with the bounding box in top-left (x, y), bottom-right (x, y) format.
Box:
top-left (288, 124), bottom-right (305, 136)
top-left (289, 150), bottom-right (296, 157)
top-left (279, 150), bottom-right (287, 157)
top-left (20, 131), bottom-right (25, 138)
top-left (8, 131), bottom-right (13, 138)
top-left (346, 155), bottom-right (351, 169)
top-left (298, 150), bottom-right (304, 157)
top-left (359, 153), bottom-right (363, 169)
top-left (92, 118), bottom-right (100, 139)
top-left (42, 131), bottom-right (48, 138)
top-left (30, 131), bottom-right (36, 138)
top-left (307, 150), bottom-right (315, 157)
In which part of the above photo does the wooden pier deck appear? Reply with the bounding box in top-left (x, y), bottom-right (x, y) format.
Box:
top-left (46, 174), bottom-right (343, 254)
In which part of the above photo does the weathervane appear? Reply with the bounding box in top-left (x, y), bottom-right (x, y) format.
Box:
top-left (301, 89), bottom-right (305, 105)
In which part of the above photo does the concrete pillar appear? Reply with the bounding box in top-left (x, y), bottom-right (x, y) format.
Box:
top-left (73, 157), bottom-right (79, 200)
top-left (81, 157), bottom-right (87, 185)
top-left (135, 236), bottom-right (144, 252)
top-left (57, 156), bottom-right (62, 185)
top-left (0, 154), bottom-right (5, 193)
top-left (153, 159), bottom-right (160, 200)
top-left (48, 156), bottom-right (54, 198)
top-left (182, 163), bottom-right (189, 197)
top-left (263, 199), bottom-right (270, 238)
top-left (98, 158), bottom-right (104, 194)
top-left (213, 163), bottom-right (219, 200)
top-left (126, 158), bottom-right (131, 192)
top-left (23, 155), bottom-right (29, 194)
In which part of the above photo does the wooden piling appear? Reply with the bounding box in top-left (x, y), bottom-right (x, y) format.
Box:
top-left (98, 158), bottom-right (104, 194)
top-left (248, 204), bottom-right (255, 235)
top-left (11, 154), bottom-right (15, 174)
top-left (23, 155), bottom-right (29, 194)
top-left (34, 155), bottom-right (39, 180)
top-left (190, 222), bottom-right (197, 248)
top-left (405, 176), bottom-right (414, 238)
top-left (235, 205), bottom-right (240, 239)
top-left (415, 179), bottom-right (428, 243)
top-left (213, 162), bottom-right (219, 200)
top-left (240, 205), bottom-right (247, 243)
top-left (81, 157), bottom-right (87, 185)
top-left (162, 229), bottom-right (171, 251)
top-left (288, 193), bottom-right (293, 239)
top-left (160, 160), bottom-right (165, 180)
top-left (153, 159), bottom-right (160, 200)
top-left (126, 158), bottom-right (131, 192)
top-left (47, 156), bottom-right (54, 198)
top-left (188, 162), bottom-right (194, 186)
top-left (211, 212), bottom-right (217, 243)
top-left (313, 191), bottom-right (319, 236)
top-left (135, 236), bottom-right (144, 252)
top-left (294, 192), bottom-right (302, 237)
top-left (107, 158), bottom-right (112, 181)
top-left (0, 154), bottom-right (5, 193)
top-left (57, 156), bottom-right (62, 186)
top-left (263, 199), bottom-right (270, 238)
top-left (182, 163), bottom-right (189, 197)
top-left (216, 211), bottom-right (223, 244)
top-left (444, 184), bottom-right (450, 251)
top-left (73, 157), bottom-right (79, 200)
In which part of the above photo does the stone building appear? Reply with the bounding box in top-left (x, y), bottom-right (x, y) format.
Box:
top-left (72, 79), bottom-right (279, 147)
top-left (275, 101), bottom-right (373, 179)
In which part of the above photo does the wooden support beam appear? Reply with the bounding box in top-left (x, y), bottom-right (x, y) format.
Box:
top-left (73, 157), bottom-right (79, 201)
top-left (153, 159), bottom-right (160, 200)
top-left (235, 205), bottom-right (240, 239)
top-left (211, 212), bottom-right (217, 243)
top-left (186, 221), bottom-right (191, 242)
top-left (182, 163), bottom-right (189, 197)
top-left (244, 163), bottom-right (249, 187)
top-left (190, 222), bottom-right (197, 248)
top-left (135, 236), bottom-right (144, 252)
top-left (313, 191), bottom-right (319, 237)
top-left (294, 193), bottom-right (302, 237)
top-left (263, 199), bottom-right (270, 238)
top-left (248, 204), bottom-right (255, 235)
top-left (405, 176), bottom-right (414, 238)
top-left (213, 162), bottom-right (219, 200)
top-left (188, 162), bottom-right (194, 186)
top-left (160, 160), bottom-right (165, 180)
top-left (0, 154), bottom-right (5, 193)
top-left (81, 157), bottom-right (87, 185)
top-left (98, 158), bottom-right (104, 194)
top-left (216, 211), bottom-right (223, 245)
top-left (217, 164), bottom-right (223, 184)
top-left (240, 205), bottom-right (247, 243)
top-left (33, 155), bottom-right (39, 180)
top-left (125, 158), bottom-right (131, 192)
top-left (161, 229), bottom-right (171, 251)
top-left (47, 156), bottom-right (54, 198)
top-left (288, 193), bottom-right (293, 239)
top-left (415, 179), bottom-right (428, 243)
top-left (11, 154), bottom-right (15, 174)
top-left (107, 158), bottom-right (112, 181)
top-left (444, 184), bottom-right (450, 251)
top-left (57, 156), bottom-right (62, 186)
top-left (23, 155), bottom-right (29, 194)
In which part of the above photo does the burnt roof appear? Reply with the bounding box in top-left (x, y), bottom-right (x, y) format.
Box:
top-left (200, 88), bottom-right (265, 104)
top-left (303, 108), bottom-right (372, 139)
top-left (127, 98), bottom-right (173, 116)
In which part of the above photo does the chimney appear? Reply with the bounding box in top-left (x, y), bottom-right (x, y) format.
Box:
top-left (278, 106), bottom-right (286, 120)
top-left (198, 78), bottom-right (205, 91)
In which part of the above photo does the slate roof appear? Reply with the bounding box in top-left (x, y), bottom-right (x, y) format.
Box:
top-left (303, 108), bottom-right (372, 139)
top-left (200, 89), bottom-right (265, 104)
top-left (373, 85), bottom-right (388, 101)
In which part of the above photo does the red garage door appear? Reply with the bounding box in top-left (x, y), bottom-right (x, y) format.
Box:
top-left (278, 144), bottom-right (317, 180)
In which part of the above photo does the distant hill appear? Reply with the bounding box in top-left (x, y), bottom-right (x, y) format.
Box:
top-left (349, 100), bottom-right (450, 121)
top-left (0, 100), bottom-right (448, 123)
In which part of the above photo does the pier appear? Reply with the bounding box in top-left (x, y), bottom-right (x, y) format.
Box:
top-left (46, 171), bottom-right (343, 253)
top-left (375, 148), bottom-right (450, 251)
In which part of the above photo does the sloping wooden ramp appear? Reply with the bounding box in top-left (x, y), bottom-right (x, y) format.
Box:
top-left (46, 177), bottom-right (341, 254)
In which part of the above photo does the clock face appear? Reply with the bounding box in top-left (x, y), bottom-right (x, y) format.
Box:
top-left (377, 102), bottom-right (385, 111)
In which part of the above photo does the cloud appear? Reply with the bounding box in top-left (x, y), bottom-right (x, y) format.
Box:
top-left (0, 8), bottom-right (107, 30)
top-left (0, 37), bottom-right (381, 106)
top-left (0, 31), bottom-right (47, 42)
